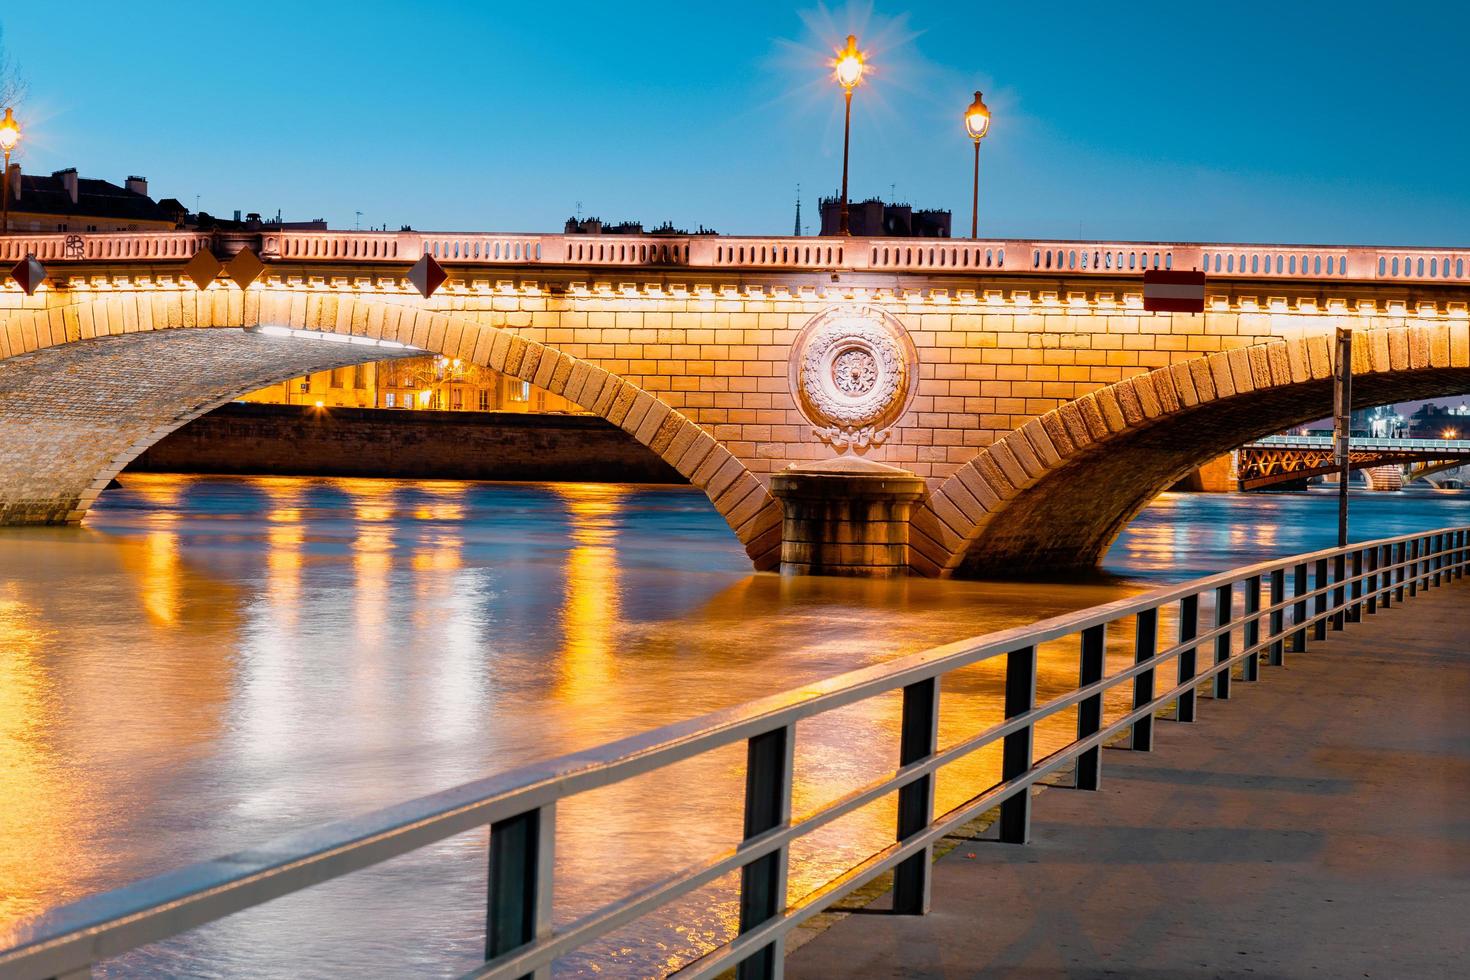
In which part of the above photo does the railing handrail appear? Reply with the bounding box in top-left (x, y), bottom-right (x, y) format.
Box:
top-left (1251, 435), bottom-right (1470, 451)
top-left (3, 526), bottom-right (1467, 979)
top-left (5, 229), bottom-right (1470, 286)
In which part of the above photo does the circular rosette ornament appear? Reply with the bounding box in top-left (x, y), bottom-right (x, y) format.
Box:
top-left (789, 305), bottom-right (916, 451)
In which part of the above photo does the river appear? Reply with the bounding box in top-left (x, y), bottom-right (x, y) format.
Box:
top-left (2, 475), bottom-right (1466, 977)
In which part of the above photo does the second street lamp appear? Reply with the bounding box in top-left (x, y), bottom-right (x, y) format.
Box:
top-left (0, 107), bottom-right (20, 235)
top-left (833, 35), bottom-right (866, 236)
top-left (964, 91), bottom-right (991, 238)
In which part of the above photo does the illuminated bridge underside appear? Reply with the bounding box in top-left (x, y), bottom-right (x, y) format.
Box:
top-left (0, 330), bottom-right (416, 523)
top-left (3, 229), bottom-right (1470, 576)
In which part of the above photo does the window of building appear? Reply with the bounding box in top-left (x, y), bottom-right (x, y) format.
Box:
top-left (385, 392), bottom-right (396, 408)
top-left (478, 389), bottom-right (490, 411)
top-left (353, 364), bottom-right (367, 389)
top-left (451, 389), bottom-right (463, 410)
top-left (330, 369), bottom-right (344, 389)
top-left (510, 380), bottom-right (531, 403)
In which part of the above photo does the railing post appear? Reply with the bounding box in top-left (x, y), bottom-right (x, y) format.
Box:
top-left (1242, 575), bottom-right (1261, 681)
top-left (999, 645), bottom-right (1038, 844)
top-left (1366, 547), bottom-right (1378, 615)
top-left (1291, 562), bottom-right (1308, 654)
top-left (1378, 545), bottom-right (1391, 609)
top-left (1076, 624), bottom-right (1106, 790)
top-left (893, 678), bottom-right (939, 916)
top-left (1269, 568), bottom-right (1286, 665)
top-left (1349, 549), bottom-right (1363, 622)
top-left (1434, 533), bottom-right (1445, 587)
top-left (487, 804), bottom-right (556, 980)
top-left (1396, 541), bottom-right (1407, 601)
top-left (1176, 594), bottom-right (1199, 723)
top-left (1213, 583), bottom-right (1233, 700)
top-left (1409, 538), bottom-right (1419, 596)
top-left (1331, 552), bottom-right (1347, 630)
top-left (1460, 529), bottom-right (1467, 579)
top-left (1314, 557), bottom-right (1330, 640)
top-left (1131, 608), bottom-right (1158, 751)
top-left (736, 725), bottom-right (794, 980)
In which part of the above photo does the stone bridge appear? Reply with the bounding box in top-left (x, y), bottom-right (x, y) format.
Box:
top-left (2, 230), bottom-right (1469, 577)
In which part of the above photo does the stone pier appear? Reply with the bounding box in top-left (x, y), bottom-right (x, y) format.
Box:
top-left (769, 457), bottom-right (927, 577)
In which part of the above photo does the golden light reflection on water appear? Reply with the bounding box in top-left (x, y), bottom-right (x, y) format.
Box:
top-left (9, 474), bottom-right (1461, 977)
top-left (0, 585), bottom-right (92, 936)
top-left (553, 484), bottom-right (626, 710)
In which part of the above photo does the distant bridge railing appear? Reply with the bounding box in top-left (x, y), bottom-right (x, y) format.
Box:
top-left (1250, 434), bottom-right (1470, 453)
top-left (1, 529), bottom-right (1467, 979)
top-left (4, 229), bottom-right (1470, 287)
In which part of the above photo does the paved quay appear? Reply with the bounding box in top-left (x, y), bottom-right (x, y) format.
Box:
top-left (788, 580), bottom-right (1470, 979)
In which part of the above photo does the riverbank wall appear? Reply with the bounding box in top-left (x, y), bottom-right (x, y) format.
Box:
top-left (126, 403), bottom-right (684, 483)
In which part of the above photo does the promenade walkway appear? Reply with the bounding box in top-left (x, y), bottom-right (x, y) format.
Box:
top-left (788, 581), bottom-right (1469, 979)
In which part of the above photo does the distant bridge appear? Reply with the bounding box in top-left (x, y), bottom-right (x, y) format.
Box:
top-left (3, 228), bottom-right (1470, 575)
top-left (1239, 434), bottom-right (1470, 490)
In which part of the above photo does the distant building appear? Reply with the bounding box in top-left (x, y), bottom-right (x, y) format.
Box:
top-left (3, 166), bottom-right (175, 232)
top-left (242, 354), bottom-right (581, 415)
top-left (817, 196), bottom-right (951, 237)
top-left (564, 217), bottom-right (716, 235)
top-left (182, 209), bottom-right (328, 233)
top-left (1, 163), bottom-right (329, 233)
top-left (1407, 401), bottom-right (1470, 439)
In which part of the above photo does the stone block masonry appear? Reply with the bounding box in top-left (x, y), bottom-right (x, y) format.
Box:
top-left (129, 402), bottom-right (683, 484)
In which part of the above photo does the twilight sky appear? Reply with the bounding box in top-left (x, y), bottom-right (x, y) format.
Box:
top-left (2, 2), bottom-right (1467, 245)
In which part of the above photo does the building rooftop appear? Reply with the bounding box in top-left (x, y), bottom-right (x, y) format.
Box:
top-left (6, 168), bottom-right (174, 224)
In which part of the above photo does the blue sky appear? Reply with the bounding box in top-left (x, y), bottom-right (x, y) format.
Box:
top-left (2, 2), bottom-right (1467, 245)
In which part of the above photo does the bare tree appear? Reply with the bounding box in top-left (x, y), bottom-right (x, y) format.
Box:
top-left (0, 26), bottom-right (24, 108)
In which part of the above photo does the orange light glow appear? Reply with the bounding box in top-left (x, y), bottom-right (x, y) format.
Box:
top-left (0, 108), bottom-right (19, 153)
top-left (833, 35), bottom-right (866, 90)
top-left (964, 91), bottom-right (991, 141)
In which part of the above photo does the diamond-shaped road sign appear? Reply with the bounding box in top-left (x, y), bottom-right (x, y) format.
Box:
top-left (9, 254), bottom-right (45, 295)
top-left (407, 253), bottom-right (447, 298)
top-left (183, 248), bottom-right (223, 291)
top-left (226, 248), bottom-right (265, 290)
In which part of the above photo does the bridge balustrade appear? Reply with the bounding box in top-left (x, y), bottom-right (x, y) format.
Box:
top-left (3, 528), bottom-right (1466, 980)
top-left (7, 230), bottom-right (1470, 288)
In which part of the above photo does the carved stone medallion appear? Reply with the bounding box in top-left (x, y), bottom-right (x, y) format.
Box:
top-left (790, 305), bottom-right (916, 451)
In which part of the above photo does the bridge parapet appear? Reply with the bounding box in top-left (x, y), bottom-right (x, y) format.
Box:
top-left (4, 229), bottom-right (1470, 289)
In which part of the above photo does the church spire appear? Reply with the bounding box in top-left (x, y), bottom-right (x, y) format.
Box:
top-left (794, 184), bottom-right (802, 236)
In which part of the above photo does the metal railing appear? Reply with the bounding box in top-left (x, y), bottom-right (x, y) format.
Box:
top-left (3, 528), bottom-right (1466, 980)
top-left (1252, 434), bottom-right (1470, 452)
top-left (6, 229), bottom-right (1470, 287)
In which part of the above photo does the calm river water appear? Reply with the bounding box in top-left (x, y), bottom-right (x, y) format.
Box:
top-left (2, 476), bottom-right (1467, 977)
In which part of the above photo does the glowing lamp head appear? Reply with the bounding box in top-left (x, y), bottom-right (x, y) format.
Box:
top-left (0, 107), bottom-right (19, 154)
top-left (833, 35), bottom-right (865, 90)
top-left (964, 91), bottom-right (991, 141)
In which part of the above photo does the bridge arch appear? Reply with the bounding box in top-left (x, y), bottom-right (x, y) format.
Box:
top-left (0, 291), bottom-right (781, 569)
top-left (1406, 457), bottom-right (1470, 486)
top-left (912, 325), bottom-right (1470, 576)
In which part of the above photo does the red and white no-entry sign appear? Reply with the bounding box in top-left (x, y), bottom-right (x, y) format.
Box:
top-left (1142, 270), bottom-right (1206, 313)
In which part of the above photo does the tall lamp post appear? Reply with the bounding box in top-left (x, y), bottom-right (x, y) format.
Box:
top-left (964, 92), bottom-right (991, 238)
top-left (0, 107), bottom-right (20, 235)
top-left (833, 35), bottom-right (866, 236)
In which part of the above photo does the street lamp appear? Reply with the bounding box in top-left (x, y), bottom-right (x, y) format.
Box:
top-left (0, 107), bottom-right (20, 235)
top-left (832, 34), bottom-right (866, 236)
top-left (964, 91), bottom-right (991, 238)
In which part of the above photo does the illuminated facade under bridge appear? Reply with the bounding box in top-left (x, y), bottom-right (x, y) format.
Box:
top-left (2, 228), bottom-right (1470, 576)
